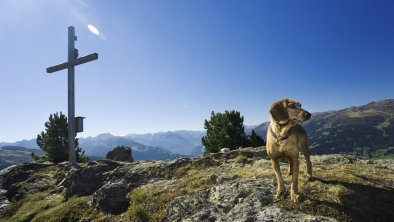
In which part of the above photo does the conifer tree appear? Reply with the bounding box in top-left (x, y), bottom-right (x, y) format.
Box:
top-left (202, 110), bottom-right (246, 153)
top-left (37, 112), bottom-right (88, 163)
top-left (245, 130), bottom-right (265, 147)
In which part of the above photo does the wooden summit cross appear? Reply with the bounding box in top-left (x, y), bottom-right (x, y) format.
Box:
top-left (46, 26), bottom-right (98, 165)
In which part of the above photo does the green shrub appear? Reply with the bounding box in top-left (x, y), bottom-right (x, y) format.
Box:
top-left (235, 155), bottom-right (248, 164)
top-left (130, 188), bottom-right (147, 204)
top-left (128, 205), bottom-right (150, 222)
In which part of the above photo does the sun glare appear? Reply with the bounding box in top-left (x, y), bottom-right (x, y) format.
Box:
top-left (87, 24), bottom-right (100, 35)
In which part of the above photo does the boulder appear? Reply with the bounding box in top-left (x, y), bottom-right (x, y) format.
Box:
top-left (90, 180), bottom-right (130, 215)
top-left (63, 160), bottom-right (121, 199)
top-left (220, 148), bottom-right (230, 153)
top-left (90, 170), bottom-right (145, 214)
top-left (106, 146), bottom-right (133, 162)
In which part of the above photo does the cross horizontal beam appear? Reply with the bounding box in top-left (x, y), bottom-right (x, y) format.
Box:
top-left (46, 53), bottom-right (98, 73)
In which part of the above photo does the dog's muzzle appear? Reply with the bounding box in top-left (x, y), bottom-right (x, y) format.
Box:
top-left (294, 111), bottom-right (311, 123)
top-left (304, 111), bottom-right (311, 120)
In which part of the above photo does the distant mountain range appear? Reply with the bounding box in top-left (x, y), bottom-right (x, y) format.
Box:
top-left (1, 99), bottom-right (393, 169)
top-left (78, 133), bottom-right (191, 160)
top-left (0, 131), bottom-right (205, 157)
top-left (0, 146), bottom-right (44, 169)
top-left (125, 130), bottom-right (205, 155)
top-left (0, 131), bottom-right (205, 169)
top-left (0, 139), bottom-right (38, 149)
top-left (0, 131), bottom-right (205, 162)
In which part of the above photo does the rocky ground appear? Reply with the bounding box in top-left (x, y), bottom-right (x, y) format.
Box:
top-left (0, 147), bottom-right (393, 222)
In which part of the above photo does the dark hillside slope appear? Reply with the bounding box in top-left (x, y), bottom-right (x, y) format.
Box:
top-left (304, 99), bottom-right (394, 157)
top-left (0, 146), bottom-right (44, 169)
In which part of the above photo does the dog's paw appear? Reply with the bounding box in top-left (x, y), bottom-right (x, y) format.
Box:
top-left (305, 174), bottom-right (314, 182)
top-left (275, 188), bottom-right (285, 198)
top-left (290, 191), bottom-right (299, 203)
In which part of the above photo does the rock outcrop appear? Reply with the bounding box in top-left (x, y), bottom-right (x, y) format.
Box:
top-left (90, 180), bottom-right (130, 214)
top-left (63, 160), bottom-right (121, 199)
top-left (0, 162), bottom-right (54, 201)
top-left (0, 147), bottom-right (393, 222)
top-left (168, 177), bottom-right (337, 222)
top-left (168, 178), bottom-right (275, 221)
top-left (106, 146), bottom-right (133, 162)
top-left (256, 206), bottom-right (338, 222)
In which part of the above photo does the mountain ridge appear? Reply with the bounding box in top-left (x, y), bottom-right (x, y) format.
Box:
top-left (2, 99), bottom-right (393, 163)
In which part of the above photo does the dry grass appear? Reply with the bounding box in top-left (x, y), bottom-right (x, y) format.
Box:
top-left (231, 165), bottom-right (273, 179)
top-left (277, 162), bottom-right (394, 222)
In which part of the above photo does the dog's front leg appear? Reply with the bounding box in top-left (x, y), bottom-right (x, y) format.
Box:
top-left (286, 158), bottom-right (293, 177)
top-left (290, 158), bottom-right (300, 202)
top-left (301, 146), bottom-right (313, 181)
top-left (271, 159), bottom-right (285, 198)
top-left (305, 155), bottom-right (313, 181)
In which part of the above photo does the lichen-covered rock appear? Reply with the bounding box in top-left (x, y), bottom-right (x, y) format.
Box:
top-left (0, 163), bottom-right (54, 190)
top-left (220, 148), bottom-right (230, 153)
top-left (168, 177), bottom-right (338, 221)
top-left (208, 172), bottom-right (238, 184)
top-left (0, 163), bottom-right (54, 201)
top-left (0, 189), bottom-right (9, 212)
top-left (90, 164), bottom-right (152, 214)
top-left (256, 206), bottom-right (338, 222)
top-left (311, 154), bottom-right (366, 164)
top-left (90, 180), bottom-right (130, 215)
top-left (63, 160), bottom-right (121, 198)
top-left (203, 146), bottom-right (267, 161)
top-left (106, 146), bottom-right (133, 162)
top-left (373, 159), bottom-right (394, 170)
top-left (167, 178), bottom-right (276, 221)
top-left (253, 159), bottom-right (272, 169)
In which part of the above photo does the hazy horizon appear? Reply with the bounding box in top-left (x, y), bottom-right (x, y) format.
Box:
top-left (2, 98), bottom-right (392, 143)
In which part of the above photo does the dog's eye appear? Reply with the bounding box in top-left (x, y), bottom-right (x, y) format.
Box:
top-left (289, 104), bottom-right (296, 109)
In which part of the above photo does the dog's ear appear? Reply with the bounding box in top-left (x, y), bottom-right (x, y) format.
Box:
top-left (270, 100), bottom-right (289, 123)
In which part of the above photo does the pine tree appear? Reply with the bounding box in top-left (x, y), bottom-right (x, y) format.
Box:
top-left (202, 110), bottom-right (246, 153)
top-left (245, 130), bottom-right (265, 147)
top-left (36, 112), bottom-right (88, 163)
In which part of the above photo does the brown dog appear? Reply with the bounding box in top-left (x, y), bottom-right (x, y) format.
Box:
top-left (266, 98), bottom-right (312, 202)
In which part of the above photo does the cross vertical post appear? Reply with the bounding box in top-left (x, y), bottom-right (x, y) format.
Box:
top-left (68, 26), bottom-right (76, 165)
top-left (46, 26), bottom-right (98, 166)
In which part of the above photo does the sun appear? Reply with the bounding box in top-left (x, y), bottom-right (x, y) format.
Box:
top-left (87, 24), bottom-right (100, 35)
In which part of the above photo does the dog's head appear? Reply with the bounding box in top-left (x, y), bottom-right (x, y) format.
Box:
top-left (270, 99), bottom-right (311, 125)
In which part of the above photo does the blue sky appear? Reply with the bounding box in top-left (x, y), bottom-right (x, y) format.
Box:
top-left (1, 0), bottom-right (393, 142)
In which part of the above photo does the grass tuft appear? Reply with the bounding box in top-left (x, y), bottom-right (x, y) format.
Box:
top-left (235, 155), bottom-right (248, 164)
